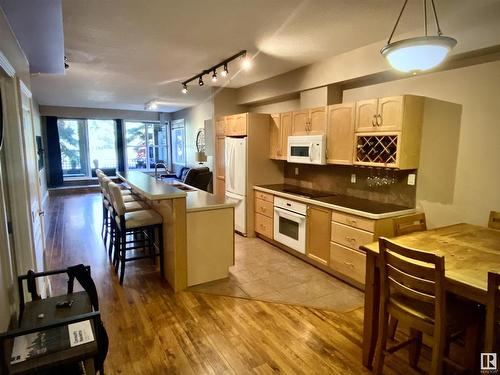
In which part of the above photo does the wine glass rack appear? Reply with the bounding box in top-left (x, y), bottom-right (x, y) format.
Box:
top-left (355, 134), bottom-right (399, 167)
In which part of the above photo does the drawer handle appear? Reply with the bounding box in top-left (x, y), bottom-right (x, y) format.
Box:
top-left (347, 219), bottom-right (357, 225)
top-left (344, 262), bottom-right (355, 269)
top-left (345, 236), bottom-right (356, 243)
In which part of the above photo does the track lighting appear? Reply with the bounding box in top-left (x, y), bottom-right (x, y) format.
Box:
top-left (241, 55), bottom-right (252, 71)
top-left (180, 50), bottom-right (248, 94)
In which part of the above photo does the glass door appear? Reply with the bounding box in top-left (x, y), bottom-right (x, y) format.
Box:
top-left (57, 119), bottom-right (89, 178)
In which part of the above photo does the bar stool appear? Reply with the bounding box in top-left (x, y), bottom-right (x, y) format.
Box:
top-left (108, 182), bottom-right (164, 285)
top-left (101, 177), bottom-right (148, 258)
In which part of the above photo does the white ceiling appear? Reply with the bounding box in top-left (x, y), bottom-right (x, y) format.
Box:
top-left (29, 0), bottom-right (499, 112)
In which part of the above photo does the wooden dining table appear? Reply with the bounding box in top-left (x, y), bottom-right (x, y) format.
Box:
top-left (360, 223), bottom-right (500, 368)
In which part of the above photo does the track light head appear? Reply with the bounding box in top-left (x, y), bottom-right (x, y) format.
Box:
top-left (241, 54), bottom-right (252, 71)
top-left (221, 64), bottom-right (228, 77)
top-left (181, 84), bottom-right (188, 94)
top-left (211, 70), bottom-right (218, 82)
top-left (198, 76), bottom-right (204, 86)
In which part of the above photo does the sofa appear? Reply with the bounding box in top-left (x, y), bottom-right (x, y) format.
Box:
top-left (166, 166), bottom-right (213, 192)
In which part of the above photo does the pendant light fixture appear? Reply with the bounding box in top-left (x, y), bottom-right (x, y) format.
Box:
top-left (381, 0), bottom-right (456, 73)
top-left (211, 70), bottom-right (218, 82)
top-left (198, 76), bottom-right (204, 86)
top-left (221, 63), bottom-right (228, 77)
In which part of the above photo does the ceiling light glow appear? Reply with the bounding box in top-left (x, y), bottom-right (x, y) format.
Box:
top-left (211, 70), bottom-right (218, 82)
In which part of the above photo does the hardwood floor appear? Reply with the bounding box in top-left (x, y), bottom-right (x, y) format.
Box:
top-left (44, 193), bottom-right (427, 374)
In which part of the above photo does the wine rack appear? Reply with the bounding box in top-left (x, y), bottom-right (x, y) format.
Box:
top-left (355, 134), bottom-right (399, 167)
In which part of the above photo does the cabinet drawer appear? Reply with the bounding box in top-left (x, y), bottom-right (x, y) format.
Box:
top-left (331, 211), bottom-right (375, 232)
top-left (255, 190), bottom-right (273, 203)
top-left (255, 198), bottom-right (273, 218)
top-left (330, 242), bottom-right (366, 284)
top-left (331, 221), bottom-right (373, 250)
top-left (255, 213), bottom-right (273, 238)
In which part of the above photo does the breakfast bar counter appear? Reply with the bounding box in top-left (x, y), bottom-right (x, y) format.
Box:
top-left (117, 171), bottom-right (235, 291)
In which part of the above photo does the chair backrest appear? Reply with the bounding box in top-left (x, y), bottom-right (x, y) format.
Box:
top-left (108, 181), bottom-right (126, 216)
top-left (486, 271), bottom-right (500, 352)
top-left (393, 213), bottom-right (427, 236)
top-left (378, 238), bottom-right (445, 329)
top-left (489, 211), bottom-right (500, 230)
top-left (101, 176), bottom-right (112, 201)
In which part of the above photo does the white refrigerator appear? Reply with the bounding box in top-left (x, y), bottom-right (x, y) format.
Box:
top-left (225, 137), bottom-right (247, 235)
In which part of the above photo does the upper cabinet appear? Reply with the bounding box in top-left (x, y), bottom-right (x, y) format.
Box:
top-left (270, 112), bottom-right (292, 160)
top-left (291, 107), bottom-right (327, 135)
top-left (354, 95), bottom-right (424, 169)
top-left (225, 113), bottom-right (247, 136)
top-left (215, 117), bottom-right (226, 136)
top-left (355, 96), bottom-right (405, 132)
top-left (326, 103), bottom-right (355, 165)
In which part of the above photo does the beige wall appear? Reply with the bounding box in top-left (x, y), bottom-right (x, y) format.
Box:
top-left (343, 60), bottom-right (500, 228)
top-left (0, 7), bottom-right (31, 331)
top-left (172, 98), bottom-right (214, 170)
top-left (248, 97), bottom-right (300, 114)
top-left (39, 105), bottom-right (162, 122)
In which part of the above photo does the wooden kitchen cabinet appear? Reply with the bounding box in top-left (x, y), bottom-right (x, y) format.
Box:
top-left (355, 95), bottom-right (415, 133)
top-left (306, 204), bottom-right (331, 265)
top-left (215, 117), bottom-right (226, 136)
top-left (254, 191), bottom-right (273, 238)
top-left (291, 107), bottom-right (327, 136)
top-left (269, 112), bottom-right (292, 160)
top-left (326, 103), bottom-right (355, 165)
top-left (225, 113), bottom-right (247, 136)
top-left (215, 135), bottom-right (225, 196)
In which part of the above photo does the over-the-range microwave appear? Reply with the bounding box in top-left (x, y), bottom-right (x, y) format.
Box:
top-left (287, 135), bottom-right (326, 165)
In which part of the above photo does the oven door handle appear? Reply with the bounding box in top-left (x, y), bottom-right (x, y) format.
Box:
top-left (274, 207), bottom-right (306, 221)
top-left (309, 142), bottom-right (313, 162)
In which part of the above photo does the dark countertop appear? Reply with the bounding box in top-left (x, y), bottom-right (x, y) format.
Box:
top-left (257, 184), bottom-right (414, 216)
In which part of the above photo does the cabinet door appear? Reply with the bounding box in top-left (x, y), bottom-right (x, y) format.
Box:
top-left (377, 96), bottom-right (404, 131)
top-left (280, 112), bottom-right (292, 160)
top-left (215, 117), bottom-right (226, 136)
top-left (355, 99), bottom-right (378, 132)
top-left (232, 113), bottom-right (247, 136)
top-left (291, 110), bottom-right (309, 135)
top-left (308, 107), bottom-right (327, 135)
top-left (215, 135), bottom-right (225, 180)
top-left (269, 114), bottom-right (281, 159)
top-left (306, 205), bottom-right (331, 265)
top-left (326, 103), bottom-right (355, 165)
top-left (225, 115), bottom-right (236, 136)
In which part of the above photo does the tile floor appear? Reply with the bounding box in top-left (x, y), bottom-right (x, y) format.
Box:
top-left (188, 235), bottom-right (364, 312)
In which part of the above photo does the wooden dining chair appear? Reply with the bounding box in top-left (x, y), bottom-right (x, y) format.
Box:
top-left (389, 212), bottom-right (427, 339)
top-left (393, 212), bottom-right (427, 236)
top-left (488, 211), bottom-right (500, 230)
top-left (374, 238), bottom-right (481, 375)
top-left (485, 271), bottom-right (500, 353)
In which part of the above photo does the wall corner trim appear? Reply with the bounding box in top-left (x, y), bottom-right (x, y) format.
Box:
top-left (0, 50), bottom-right (15, 77)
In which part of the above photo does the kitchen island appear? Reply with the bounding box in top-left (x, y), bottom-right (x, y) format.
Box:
top-left (117, 171), bottom-right (235, 291)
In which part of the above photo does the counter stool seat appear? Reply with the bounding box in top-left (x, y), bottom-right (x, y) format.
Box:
top-left (115, 210), bottom-right (162, 230)
top-left (120, 190), bottom-right (132, 195)
top-left (122, 194), bottom-right (139, 202)
top-left (124, 200), bottom-right (149, 213)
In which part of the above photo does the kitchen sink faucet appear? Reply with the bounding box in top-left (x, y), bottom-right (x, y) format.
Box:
top-left (154, 162), bottom-right (169, 180)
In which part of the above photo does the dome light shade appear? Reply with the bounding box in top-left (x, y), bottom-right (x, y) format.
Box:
top-left (381, 36), bottom-right (456, 73)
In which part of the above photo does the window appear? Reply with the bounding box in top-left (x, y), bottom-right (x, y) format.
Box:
top-left (171, 119), bottom-right (185, 168)
top-left (57, 119), bottom-right (117, 179)
top-left (125, 122), bottom-right (169, 170)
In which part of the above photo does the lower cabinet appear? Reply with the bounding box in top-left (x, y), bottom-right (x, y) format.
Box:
top-left (329, 242), bottom-right (366, 285)
top-left (306, 205), bottom-right (331, 265)
top-left (254, 191), bottom-right (274, 238)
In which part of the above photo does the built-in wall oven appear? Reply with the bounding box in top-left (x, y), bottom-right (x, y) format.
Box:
top-left (273, 197), bottom-right (307, 253)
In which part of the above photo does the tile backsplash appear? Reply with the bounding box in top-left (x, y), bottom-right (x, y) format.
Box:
top-left (284, 164), bottom-right (416, 208)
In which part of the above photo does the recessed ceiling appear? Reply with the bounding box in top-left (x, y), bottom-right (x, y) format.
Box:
top-left (29, 0), bottom-right (498, 112)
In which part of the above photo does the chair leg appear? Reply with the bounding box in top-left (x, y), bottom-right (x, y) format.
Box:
top-left (408, 328), bottom-right (422, 368)
top-left (462, 323), bottom-right (481, 372)
top-left (150, 228), bottom-right (156, 265)
top-left (119, 231), bottom-right (127, 285)
top-left (113, 227), bottom-right (120, 272)
top-left (373, 306), bottom-right (389, 375)
top-left (430, 327), bottom-right (446, 375)
top-left (108, 217), bottom-right (114, 258)
top-left (158, 225), bottom-right (164, 278)
top-left (388, 317), bottom-right (398, 339)
top-left (101, 203), bottom-right (107, 237)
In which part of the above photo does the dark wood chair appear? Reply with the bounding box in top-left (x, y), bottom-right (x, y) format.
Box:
top-left (485, 271), bottom-right (500, 353)
top-left (389, 212), bottom-right (428, 338)
top-left (374, 238), bottom-right (482, 375)
top-left (488, 211), bottom-right (500, 230)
